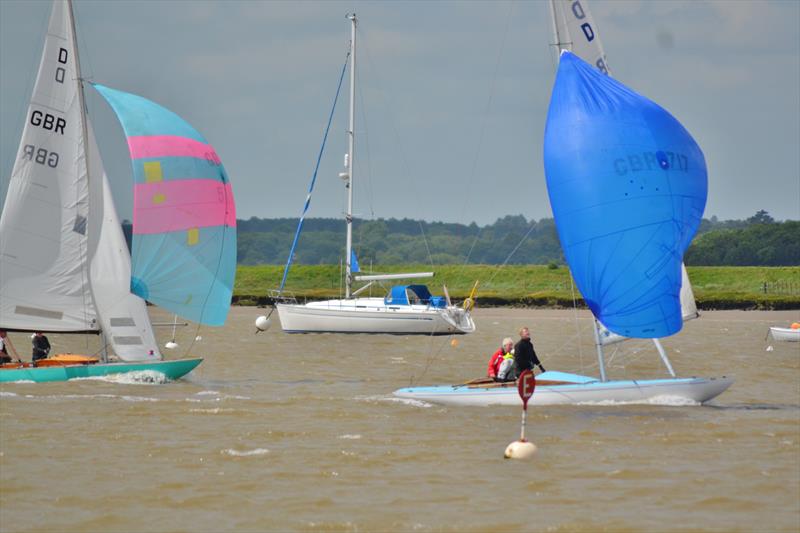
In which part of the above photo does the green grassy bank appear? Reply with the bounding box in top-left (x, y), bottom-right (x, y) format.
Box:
top-left (234, 265), bottom-right (799, 310)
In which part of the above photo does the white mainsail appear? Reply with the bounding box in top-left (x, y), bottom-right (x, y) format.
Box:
top-left (1, 0), bottom-right (161, 362)
top-left (549, 0), bottom-right (609, 75)
top-left (86, 122), bottom-right (160, 361)
top-left (0, 0), bottom-right (97, 332)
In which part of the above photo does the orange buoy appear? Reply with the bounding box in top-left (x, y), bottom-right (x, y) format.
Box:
top-left (790, 322), bottom-right (800, 330)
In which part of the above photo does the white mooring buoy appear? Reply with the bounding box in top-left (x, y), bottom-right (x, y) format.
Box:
top-left (505, 369), bottom-right (538, 460)
top-left (504, 440), bottom-right (538, 459)
top-left (164, 341), bottom-right (178, 350)
top-left (255, 315), bottom-right (271, 333)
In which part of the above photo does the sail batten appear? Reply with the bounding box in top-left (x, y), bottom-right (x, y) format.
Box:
top-left (92, 83), bottom-right (236, 326)
top-left (544, 52), bottom-right (706, 339)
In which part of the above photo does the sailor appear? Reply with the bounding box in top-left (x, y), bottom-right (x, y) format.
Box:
top-left (514, 326), bottom-right (546, 378)
top-left (31, 332), bottom-right (51, 362)
top-left (487, 337), bottom-right (515, 382)
top-left (0, 330), bottom-right (11, 364)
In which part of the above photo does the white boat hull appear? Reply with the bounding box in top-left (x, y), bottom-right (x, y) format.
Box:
top-left (769, 327), bottom-right (800, 342)
top-left (394, 371), bottom-right (734, 407)
top-left (276, 298), bottom-right (475, 334)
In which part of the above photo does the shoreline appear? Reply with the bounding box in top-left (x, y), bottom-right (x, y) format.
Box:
top-left (231, 294), bottom-right (800, 311)
top-left (233, 264), bottom-right (800, 310)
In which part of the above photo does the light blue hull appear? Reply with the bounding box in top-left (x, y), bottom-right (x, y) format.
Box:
top-left (0, 358), bottom-right (202, 384)
top-left (394, 371), bottom-right (734, 407)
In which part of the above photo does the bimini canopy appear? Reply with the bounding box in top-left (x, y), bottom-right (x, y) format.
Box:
top-left (384, 285), bottom-right (446, 308)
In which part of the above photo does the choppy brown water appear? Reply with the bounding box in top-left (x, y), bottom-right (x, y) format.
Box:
top-left (1, 307), bottom-right (799, 532)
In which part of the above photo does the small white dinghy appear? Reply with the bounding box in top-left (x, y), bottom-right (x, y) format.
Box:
top-left (769, 327), bottom-right (800, 342)
top-left (394, 371), bottom-right (734, 407)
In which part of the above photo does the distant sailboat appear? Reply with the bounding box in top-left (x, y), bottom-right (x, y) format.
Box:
top-left (394, 1), bottom-right (732, 406)
top-left (768, 326), bottom-right (800, 342)
top-left (273, 14), bottom-right (475, 335)
top-left (0, 0), bottom-right (236, 383)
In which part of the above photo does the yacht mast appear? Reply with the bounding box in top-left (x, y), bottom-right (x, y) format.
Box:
top-left (344, 13), bottom-right (357, 299)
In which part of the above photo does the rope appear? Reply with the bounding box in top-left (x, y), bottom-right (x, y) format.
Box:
top-left (358, 29), bottom-right (434, 267)
top-left (409, 335), bottom-right (452, 387)
top-left (569, 271), bottom-right (585, 371)
top-left (457, 1), bottom-right (515, 231)
top-left (484, 220), bottom-right (538, 286)
top-left (355, 64), bottom-right (375, 219)
top-left (277, 52), bottom-right (350, 294)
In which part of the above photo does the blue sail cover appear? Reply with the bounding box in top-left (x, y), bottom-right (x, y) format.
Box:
top-left (93, 84), bottom-right (236, 326)
top-left (543, 51), bottom-right (706, 338)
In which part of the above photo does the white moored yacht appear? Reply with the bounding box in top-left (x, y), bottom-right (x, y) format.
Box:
top-left (272, 14), bottom-right (475, 335)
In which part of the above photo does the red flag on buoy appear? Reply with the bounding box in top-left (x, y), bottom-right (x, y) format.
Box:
top-left (517, 369), bottom-right (536, 410)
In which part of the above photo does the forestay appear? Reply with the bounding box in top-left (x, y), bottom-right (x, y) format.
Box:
top-left (92, 84), bottom-right (236, 326)
top-left (544, 51), bottom-right (707, 339)
top-left (0, 0), bottom-right (97, 333)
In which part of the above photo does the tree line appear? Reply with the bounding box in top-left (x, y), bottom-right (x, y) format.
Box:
top-left (122, 210), bottom-right (798, 267)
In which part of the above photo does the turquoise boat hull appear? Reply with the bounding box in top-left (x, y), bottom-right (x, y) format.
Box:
top-left (0, 358), bottom-right (202, 383)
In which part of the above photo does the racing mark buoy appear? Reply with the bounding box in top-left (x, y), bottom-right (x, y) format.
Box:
top-left (165, 341), bottom-right (178, 350)
top-left (504, 440), bottom-right (537, 459)
top-left (505, 369), bottom-right (538, 460)
top-left (255, 316), bottom-right (271, 333)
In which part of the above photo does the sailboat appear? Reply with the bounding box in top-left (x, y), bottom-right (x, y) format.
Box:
top-left (273, 14), bottom-right (475, 335)
top-left (0, 0), bottom-right (236, 383)
top-left (394, 1), bottom-right (733, 406)
top-left (768, 326), bottom-right (800, 342)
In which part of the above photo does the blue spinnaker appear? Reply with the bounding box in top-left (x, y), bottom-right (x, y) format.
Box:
top-left (543, 51), bottom-right (706, 338)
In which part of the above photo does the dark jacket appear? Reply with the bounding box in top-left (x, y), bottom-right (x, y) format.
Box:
top-left (514, 338), bottom-right (543, 377)
top-left (32, 335), bottom-right (50, 361)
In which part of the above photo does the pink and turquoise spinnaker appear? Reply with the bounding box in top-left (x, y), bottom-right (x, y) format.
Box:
top-left (92, 83), bottom-right (236, 326)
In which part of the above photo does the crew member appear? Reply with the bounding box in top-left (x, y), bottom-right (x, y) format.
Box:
top-left (32, 332), bottom-right (51, 362)
top-left (487, 337), bottom-right (515, 381)
top-left (514, 326), bottom-right (546, 378)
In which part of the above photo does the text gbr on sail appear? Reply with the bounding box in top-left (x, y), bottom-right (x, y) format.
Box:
top-left (614, 151), bottom-right (688, 176)
top-left (30, 110), bottom-right (66, 135)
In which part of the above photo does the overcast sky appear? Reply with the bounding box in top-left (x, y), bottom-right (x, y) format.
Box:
top-left (1, 0), bottom-right (798, 226)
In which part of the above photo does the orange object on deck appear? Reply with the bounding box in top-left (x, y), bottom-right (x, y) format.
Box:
top-left (1, 362), bottom-right (31, 370)
top-left (34, 354), bottom-right (100, 367)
